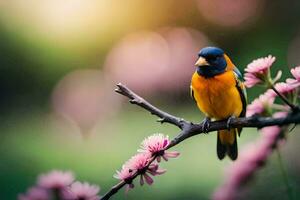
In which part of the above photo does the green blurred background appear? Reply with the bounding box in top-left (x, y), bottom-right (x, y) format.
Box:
top-left (1, 0), bottom-right (300, 199)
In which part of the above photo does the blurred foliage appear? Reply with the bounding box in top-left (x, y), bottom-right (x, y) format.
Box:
top-left (1, 0), bottom-right (300, 199)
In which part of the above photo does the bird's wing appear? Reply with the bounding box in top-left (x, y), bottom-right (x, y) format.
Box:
top-left (190, 85), bottom-right (196, 102)
top-left (233, 67), bottom-right (247, 136)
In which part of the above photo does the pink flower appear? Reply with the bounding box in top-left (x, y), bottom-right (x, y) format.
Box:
top-left (213, 125), bottom-right (282, 200)
top-left (126, 153), bottom-right (166, 186)
top-left (139, 134), bottom-right (180, 162)
top-left (244, 55), bottom-right (278, 88)
top-left (291, 66), bottom-right (300, 81)
top-left (212, 141), bottom-right (271, 200)
top-left (126, 153), bottom-right (152, 172)
top-left (272, 111), bottom-right (288, 118)
top-left (63, 182), bottom-right (100, 200)
top-left (18, 187), bottom-right (50, 200)
top-left (37, 170), bottom-right (74, 190)
top-left (114, 165), bottom-right (135, 182)
top-left (260, 126), bottom-right (282, 147)
top-left (274, 82), bottom-right (297, 95)
top-left (113, 164), bottom-right (135, 192)
top-left (115, 153), bottom-right (166, 191)
top-left (245, 55), bottom-right (276, 74)
top-left (244, 72), bottom-right (261, 88)
top-left (246, 89), bottom-right (275, 117)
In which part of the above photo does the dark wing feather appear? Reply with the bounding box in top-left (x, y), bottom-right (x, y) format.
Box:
top-left (190, 85), bottom-right (196, 102)
top-left (233, 67), bottom-right (247, 136)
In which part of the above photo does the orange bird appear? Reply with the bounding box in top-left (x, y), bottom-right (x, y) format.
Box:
top-left (190, 47), bottom-right (247, 160)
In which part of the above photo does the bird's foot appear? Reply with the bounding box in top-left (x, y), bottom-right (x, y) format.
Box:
top-left (226, 115), bottom-right (236, 130)
top-left (201, 117), bottom-right (211, 133)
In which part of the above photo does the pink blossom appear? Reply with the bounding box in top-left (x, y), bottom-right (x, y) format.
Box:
top-left (274, 82), bottom-right (297, 95)
top-left (244, 55), bottom-right (279, 88)
top-left (244, 72), bottom-right (261, 88)
top-left (246, 89), bottom-right (275, 117)
top-left (260, 126), bottom-right (282, 147)
top-left (115, 153), bottom-right (166, 191)
top-left (126, 153), bottom-right (166, 186)
top-left (272, 111), bottom-right (288, 118)
top-left (212, 141), bottom-right (270, 200)
top-left (63, 181), bottom-right (100, 200)
top-left (139, 134), bottom-right (180, 162)
top-left (114, 165), bottom-right (134, 182)
top-left (196, 0), bottom-right (261, 27)
top-left (286, 79), bottom-right (300, 96)
top-left (37, 170), bottom-right (74, 190)
top-left (245, 55), bottom-right (275, 74)
top-left (104, 28), bottom-right (208, 97)
top-left (213, 126), bottom-right (282, 200)
top-left (291, 66), bottom-right (300, 81)
top-left (18, 187), bottom-right (50, 200)
top-left (113, 164), bottom-right (135, 192)
top-left (126, 153), bottom-right (152, 171)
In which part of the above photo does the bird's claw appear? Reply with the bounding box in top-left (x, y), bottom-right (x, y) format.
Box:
top-left (226, 115), bottom-right (236, 130)
top-left (201, 117), bottom-right (211, 133)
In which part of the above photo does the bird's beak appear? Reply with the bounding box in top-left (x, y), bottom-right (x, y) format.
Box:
top-left (195, 56), bottom-right (208, 67)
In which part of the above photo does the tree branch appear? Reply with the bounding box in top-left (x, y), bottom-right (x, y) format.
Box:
top-left (115, 83), bottom-right (186, 128)
top-left (270, 84), bottom-right (299, 112)
top-left (101, 83), bottom-right (300, 200)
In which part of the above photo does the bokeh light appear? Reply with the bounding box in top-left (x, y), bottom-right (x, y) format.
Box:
top-left (52, 69), bottom-right (121, 135)
top-left (104, 27), bottom-right (209, 96)
top-left (196, 0), bottom-right (264, 27)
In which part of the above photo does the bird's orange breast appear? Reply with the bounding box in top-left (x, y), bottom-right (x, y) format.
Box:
top-left (191, 71), bottom-right (243, 120)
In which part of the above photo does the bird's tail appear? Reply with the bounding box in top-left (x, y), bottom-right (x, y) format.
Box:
top-left (217, 129), bottom-right (238, 160)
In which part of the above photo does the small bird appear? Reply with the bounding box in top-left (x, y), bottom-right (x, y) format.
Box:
top-left (190, 47), bottom-right (247, 160)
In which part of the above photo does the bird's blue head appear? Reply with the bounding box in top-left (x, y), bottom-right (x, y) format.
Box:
top-left (195, 46), bottom-right (227, 78)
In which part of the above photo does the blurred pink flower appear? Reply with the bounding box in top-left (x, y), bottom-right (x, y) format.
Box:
top-left (157, 27), bottom-right (209, 92)
top-left (272, 111), bottom-right (288, 119)
top-left (139, 133), bottom-right (180, 162)
top-left (291, 66), bottom-right (300, 81)
top-left (38, 170), bottom-right (74, 190)
top-left (196, 0), bottom-right (264, 27)
top-left (246, 89), bottom-right (275, 117)
top-left (244, 55), bottom-right (278, 88)
top-left (104, 28), bottom-right (208, 96)
top-left (18, 187), bottom-right (50, 200)
top-left (104, 31), bottom-right (170, 96)
top-left (285, 78), bottom-right (300, 95)
top-left (274, 82), bottom-right (297, 95)
top-left (52, 69), bottom-right (121, 133)
top-left (213, 125), bottom-right (282, 200)
top-left (63, 181), bottom-right (100, 200)
top-left (260, 126), bottom-right (282, 146)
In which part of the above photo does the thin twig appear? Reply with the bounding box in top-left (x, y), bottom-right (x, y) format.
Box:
top-left (101, 83), bottom-right (300, 200)
top-left (115, 83), bottom-right (186, 128)
top-left (101, 156), bottom-right (157, 200)
top-left (270, 85), bottom-right (299, 112)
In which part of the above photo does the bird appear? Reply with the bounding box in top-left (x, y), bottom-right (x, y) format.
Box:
top-left (190, 46), bottom-right (247, 160)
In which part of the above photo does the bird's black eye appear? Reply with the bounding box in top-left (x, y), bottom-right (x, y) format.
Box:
top-left (211, 57), bottom-right (217, 61)
top-left (207, 55), bottom-right (218, 62)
